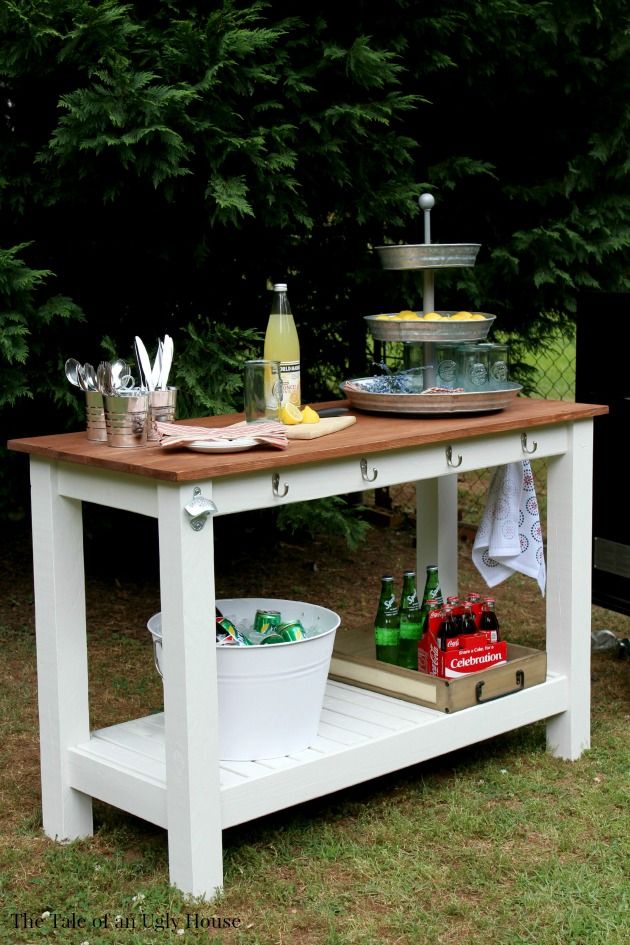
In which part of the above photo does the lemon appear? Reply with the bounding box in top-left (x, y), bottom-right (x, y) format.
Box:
top-left (469, 312), bottom-right (486, 320)
top-left (279, 402), bottom-right (303, 425)
top-left (301, 405), bottom-right (320, 423)
top-left (375, 314), bottom-right (390, 320)
top-left (398, 309), bottom-right (419, 320)
top-left (423, 311), bottom-right (443, 320)
top-left (451, 310), bottom-right (473, 321)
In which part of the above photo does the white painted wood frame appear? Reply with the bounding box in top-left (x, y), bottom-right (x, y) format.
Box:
top-left (24, 412), bottom-right (596, 898)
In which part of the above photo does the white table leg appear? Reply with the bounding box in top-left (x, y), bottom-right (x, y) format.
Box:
top-left (416, 477), bottom-right (458, 597)
top-left (545, 419), bottom-right (594, 759)
top-left (157, 483), bottom-right (223, 898)
top-left (29, 458), bottom-right (93, 839)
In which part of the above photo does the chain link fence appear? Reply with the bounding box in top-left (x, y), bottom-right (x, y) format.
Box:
top-left (372, 328), bottom-right (576, 530)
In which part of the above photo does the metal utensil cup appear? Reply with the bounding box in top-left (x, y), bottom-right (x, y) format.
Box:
top-left (104, 391), bottom-right (149, 448)
top-left (147, 387), bottom-right (177, 441)
top-left (85, 390), bottom-right (107, 442)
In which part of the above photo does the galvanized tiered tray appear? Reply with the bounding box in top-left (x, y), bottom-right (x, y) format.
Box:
top-left (374, 242), bottom-right (481, 270)
top-left (341, 379), bottom-right (522, 416)
top-left (350, 193), bottom-right (518, 416)
top-left (365, 311), bottom-right (495, 343)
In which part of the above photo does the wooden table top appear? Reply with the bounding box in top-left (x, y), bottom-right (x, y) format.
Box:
top-left (8, 398), bottom-right (608, 483)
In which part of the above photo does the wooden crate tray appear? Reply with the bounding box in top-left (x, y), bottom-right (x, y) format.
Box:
top-left (329, 628), bottom-right (547, 714)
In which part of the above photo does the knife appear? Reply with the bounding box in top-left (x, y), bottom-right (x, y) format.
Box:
top-left (158, 334), bottom-right (174, 389)
top-left (134, 336), bottom-right (154, 391)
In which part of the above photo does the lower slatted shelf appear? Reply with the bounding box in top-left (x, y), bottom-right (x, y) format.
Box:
top-left (67, 675), bottom-right (568, 831)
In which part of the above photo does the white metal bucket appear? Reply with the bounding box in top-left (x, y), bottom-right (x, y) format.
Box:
top-left (147, 597), bottom-right (340, 761)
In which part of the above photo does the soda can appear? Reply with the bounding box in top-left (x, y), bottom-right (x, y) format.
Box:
top-left (216, 615), bottom-right (237, 634)
top-left (216, 615), bottom-right (238, 644)
top-left (260, 633), bottom-right (285, 645)
top-left (254, 609), bottom-right (282, 635)
top-left (278, 620), bottom-right (305, 642)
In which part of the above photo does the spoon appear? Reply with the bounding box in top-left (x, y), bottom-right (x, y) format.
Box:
top-left (65, 358), bottom-right (82, 388)
top-left (115, 373), bottom-right (135, 391)
top-left (111, 359), bottom-right (129, 383)
top-left (76, 364), bottom-right (90, 391)
top-left (83, 363), bottom-right (98, 391)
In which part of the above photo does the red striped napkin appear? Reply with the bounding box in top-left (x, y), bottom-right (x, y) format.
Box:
top-left (155, 419), bottom-right (288, 450)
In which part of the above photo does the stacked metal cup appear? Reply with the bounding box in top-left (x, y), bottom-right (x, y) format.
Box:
top-left (104, 391), bottom-right (149, 448)
top-left (147, 388), bottom-right (177, 441)
top-left (85, 390), bottom-right (107, 442)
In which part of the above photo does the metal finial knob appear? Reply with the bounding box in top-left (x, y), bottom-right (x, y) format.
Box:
top-left (419, 193), bottom-right (435, 210)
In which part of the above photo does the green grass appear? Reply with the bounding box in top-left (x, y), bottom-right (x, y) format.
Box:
top-left (1, 525), bottom-right (629, 945)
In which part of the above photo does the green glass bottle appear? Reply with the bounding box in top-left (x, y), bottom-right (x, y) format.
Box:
top-left (419, 564), bottom-right (444, 635)
top-left (374, 575), bottom-right (400, 665)
top-left (397, 570), bottom-right (423, 670)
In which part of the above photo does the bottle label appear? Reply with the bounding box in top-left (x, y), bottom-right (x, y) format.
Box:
top-left (279, 361), bottom-right (300, 407)
top-left (375, 627), bottom-right (399, 646)
top-left (266, 375), bottom-right (284, 413)
top-left (382, 595), bottom-right (398, 616)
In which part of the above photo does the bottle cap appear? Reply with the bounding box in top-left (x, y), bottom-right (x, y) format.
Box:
top-left (273, 283), bottom-right (288, 291)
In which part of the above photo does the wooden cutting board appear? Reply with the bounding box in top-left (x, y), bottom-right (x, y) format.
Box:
top-left (284, 415), bottom-right (357, 439)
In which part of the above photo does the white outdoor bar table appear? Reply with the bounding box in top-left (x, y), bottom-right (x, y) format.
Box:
top-left (9, 396), bottom-right (607, 898)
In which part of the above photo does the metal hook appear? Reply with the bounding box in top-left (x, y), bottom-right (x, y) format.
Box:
top-left (360, 457), bottom-right (378, 482)
top-left (272, 472), bottom-right (289, 497)
top-left (521, 432), bottom-right (538, 455)
top-left (184, 486), bottom-right (218, 531)
top-left (445, 445), bottom-right (463, 468)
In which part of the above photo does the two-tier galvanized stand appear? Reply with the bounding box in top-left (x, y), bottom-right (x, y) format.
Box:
top-left (343, 194), bottom-right (522, 415)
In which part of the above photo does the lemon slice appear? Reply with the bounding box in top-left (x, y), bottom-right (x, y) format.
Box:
top-left (301, 405), bottom-right (320, 423)
top-left (279, 402), bottom-right (303, 425)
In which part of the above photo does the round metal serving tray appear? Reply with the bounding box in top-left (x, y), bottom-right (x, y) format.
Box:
top-left (365, 311), bottom-right (495, 343)
top-left (375, 243), bottom-right (481, 270)
top-left (341, 379), bottom-right (522, 416)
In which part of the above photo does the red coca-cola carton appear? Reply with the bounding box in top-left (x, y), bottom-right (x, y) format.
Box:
top-left (418, 608), bottom-right (507, 678)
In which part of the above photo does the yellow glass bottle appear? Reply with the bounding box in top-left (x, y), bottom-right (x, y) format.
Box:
top-left (264, 283), bottom-right (301, 407)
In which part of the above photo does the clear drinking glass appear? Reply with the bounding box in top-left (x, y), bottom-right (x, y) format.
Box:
top-left (457, 344), bottom-right (490, 391)
top-left (244, 359), bottom-right (282, 422)
top-left (434, 343), bottom-right (459, 389)
top-left (478, 343), bottom-right (510, 389)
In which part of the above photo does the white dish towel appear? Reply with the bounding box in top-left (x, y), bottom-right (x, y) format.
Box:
top-left (472, 459), bottom-right (546, 596)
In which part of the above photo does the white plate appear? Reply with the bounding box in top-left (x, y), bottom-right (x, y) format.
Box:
top-left (186, 437), bottom-right (258, 453)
